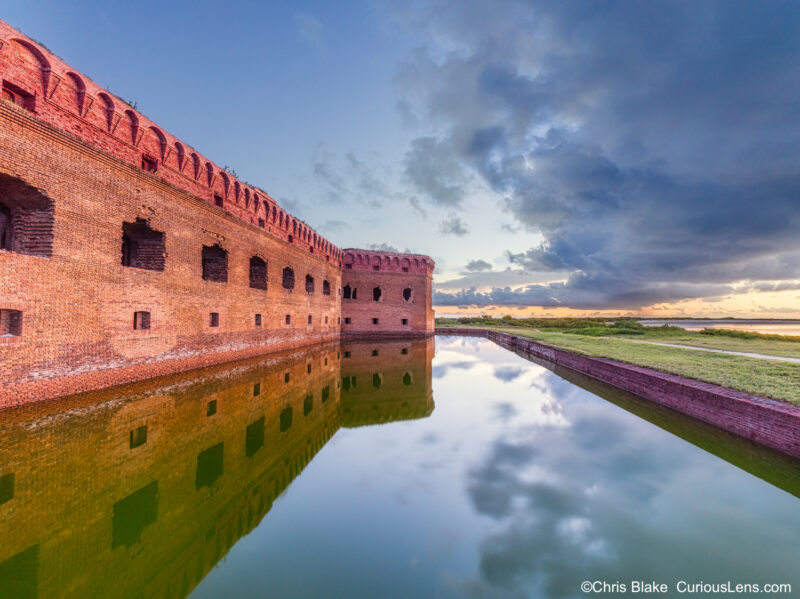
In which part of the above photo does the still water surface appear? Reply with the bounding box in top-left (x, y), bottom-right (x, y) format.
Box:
top-left (1, 336), bottom-right (800, 598)
top-left (639, 319), bottom-right (800, 335)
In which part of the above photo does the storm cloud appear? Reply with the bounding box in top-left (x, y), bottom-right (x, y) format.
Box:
top-left (393, 0), bottom-right (800, 309)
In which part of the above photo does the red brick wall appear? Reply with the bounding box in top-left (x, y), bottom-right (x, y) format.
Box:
top-left (341, 250), bottom-right (435, 338)
top-left (0, 20), bottom-right (436, 405)
top-left (0, 21), bottom-right (342, 264)
top-left (0, 103), bottom-right (342, 405)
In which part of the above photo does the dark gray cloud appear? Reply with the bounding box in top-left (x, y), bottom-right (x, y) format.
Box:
top-left (394, 1), bottom-right (800, 309)
top-left (404, 136), bottom-right (471, 207)
top-left (439, 213), bottom-right (470, 236)
top-left (464, 259), bottom-right (492, 272)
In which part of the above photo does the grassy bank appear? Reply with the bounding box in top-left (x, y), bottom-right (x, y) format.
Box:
top-left (436, 317), bottom-right (800, 405)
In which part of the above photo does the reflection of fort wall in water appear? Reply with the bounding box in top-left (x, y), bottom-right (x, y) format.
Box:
top-left (0, 337), bottom-right (435, 599)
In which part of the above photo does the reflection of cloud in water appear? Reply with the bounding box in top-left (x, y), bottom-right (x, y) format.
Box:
top-left (433, 361), bottom-right (476, 378)
top-left (493, 366), bottom-right (525, 383)
top-left (458, 364), bottom-right (800, 598)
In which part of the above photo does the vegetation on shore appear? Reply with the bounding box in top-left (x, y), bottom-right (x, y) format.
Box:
top-left (436, 316), bottom-right (800, 405)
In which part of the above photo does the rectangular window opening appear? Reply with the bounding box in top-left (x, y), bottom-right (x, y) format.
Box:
top-left (207, 399), bottom-right (217, 417)
top-left (0, 309), bottom-right (22, 337)
top-left (209, 312), bottom-right (220, 328)
top-left (129, 425), bottom-right (148, 449)
top-left (255, 313), bottom-right (262, 327)
top-left (134, 311), bottom-right (151, 330)
top-left (372, 318), bottom-right (379, 325)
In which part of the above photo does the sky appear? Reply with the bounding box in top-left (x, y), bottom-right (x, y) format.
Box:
top-left (6, 0), bottom-right (800, 318)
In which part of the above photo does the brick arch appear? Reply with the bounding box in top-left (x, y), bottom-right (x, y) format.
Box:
top-left (123, 109), bottom-right (139, 145)
top-left (244, 188), bottom-right (251, 208)
top-left (219, 171), bottom-right (231, 197)
top-left (174, 141), bottom-right (186, 170)
top-left (147, 126), bottom-right (167, 160)
top-left (233, 181), bottom-right (241, 203)
top-left (253, 193), bottom-right (260, 214)
top-left (10, 38), bottom-right (51, 95)
top-left (97, 92), bottom-right (115, 131)
top-left (191, 153), bottom-right (200, 179)
top-left (65, 71), bottom-right (86, 114)
top-left (205, 162), bottom-right (214, 187)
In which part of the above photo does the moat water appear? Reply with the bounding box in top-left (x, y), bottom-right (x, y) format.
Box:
top-left (2, 336), bottom-right (800, 599)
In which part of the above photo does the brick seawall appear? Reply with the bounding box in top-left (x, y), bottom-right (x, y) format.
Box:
top-left (437, 328), bottom-right (800, 459)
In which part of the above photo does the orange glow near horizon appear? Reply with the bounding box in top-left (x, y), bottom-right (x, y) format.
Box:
top-left (434, 288), bottom-right (800, 319)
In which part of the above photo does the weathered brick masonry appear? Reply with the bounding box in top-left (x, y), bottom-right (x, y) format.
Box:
top-left (340, 249), bottom-right (435, 338)
top-left (440, 328), bottom-right (800, 459)
top-left (0, 21), bottom-right (434, 405)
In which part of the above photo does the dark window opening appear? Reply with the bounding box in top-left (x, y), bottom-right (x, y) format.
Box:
top-left (373, 287), bottom-right (382, 302)
top-left (258, 218), bottom-right (265, 228)
top-left (282, 266), bottom-right (295, 290)
top-left (196, 443), bottom-right (224, 489)
top-left (0, 309), bottom-right (22, 337)
top-left (133, 311), bottom-right (150, 330)
top-left (372, 318), bottom-right (379, 325)
top-left (401, 348), bottom-right (408, 355)
top-left (284, 372), bottom-right (290, 383)
top-left (0, 175), bottom-right (55, 257)
top-left (250, 256), bottom-right (267, 290)
top-left (214, 194), bottom-right (223, 208)
top-left (325, 316), bottom-right (329, 324)
top-left (403, 287), bottom-right (412, 301)
top-left (322, 385), bottom-right (330, 402)
top-left (402, 318), bottom-right (409, 326)
top-left (202, 244), bottom-right (228, 283)
top-left (305, 274), bottom-right (315, 294)
top-left (255, 313), bottom-right (262, 327)
top-left (304, 394), bottom-right (313, 416)
top-left (373, 265), bottom-right (380, 271)
top-left (288, 234), bottom-right (294, 243)
top-left (308, 314), bottom-right (312, 325)
top-left (209, 312), bottom-right (220, 327)
top-left (403, 372), bottom-right (412, 386)
top-left (0, 473), bottom-right (15, 505)
top-left (245, 418), bottom-right (265, 458)
top-left (121, 219), bottom-right (165, 271)
top-left (345, 263), bottom-right (352, 269)
top-left (323, 280), bottom-right (331, 295)
top-left (129, 425), bottom-right (147, 448)
top-left (371, 349), bottom-right (379, 356)
top-left (2, 80), bottom-right (35, 112)
top-left (207, 399), bottom-right (217, 416)
top-left (372, 373), bottom-right (382, 389)
top-left (343, 285), bottom-right (352, 299)
top-left (307, 363), bottom-right (312, 373)
top-left (280, 406), bottom-right (293, 432)
top-left (142, 154), bottom-right (158, 173)
top-left (253, 382), bottom-right (261, 396)
top-left (344, 317), bottom-right (351, 325)
top-left (112, 481), bottom-right (158, 548)
top-left (402, 267), bottom-right (409, 272)
top-left (337, 317), bottom-right (341, 324)
top-left (285, 314), bottom-right (291, 325)
top-left (342, 376), bottom-right (357, 391)
top-left (344, 351), bottom-right (351, 358)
